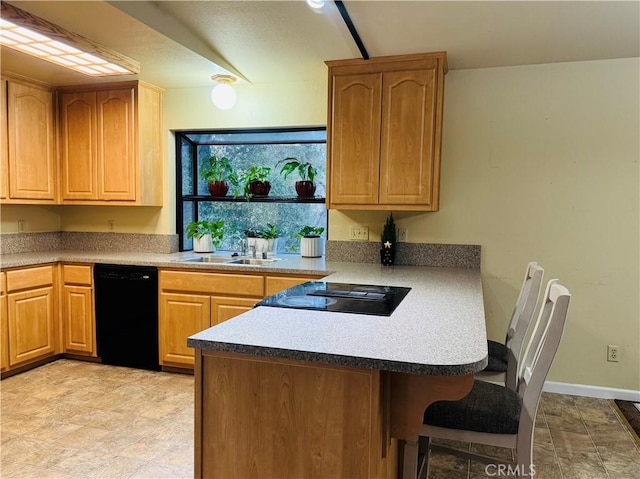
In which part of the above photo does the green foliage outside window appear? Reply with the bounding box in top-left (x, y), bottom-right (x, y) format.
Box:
top-left (178, 129), bottom-right (327, 253)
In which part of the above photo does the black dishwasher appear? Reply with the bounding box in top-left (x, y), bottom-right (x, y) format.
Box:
top-left (94, 264), bottom-right (160, 371)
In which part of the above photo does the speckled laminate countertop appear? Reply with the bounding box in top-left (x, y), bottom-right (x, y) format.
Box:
top-left (1, 250), bottom-right (488, 376)
top-left (188, 262), bottom-right (488, 376)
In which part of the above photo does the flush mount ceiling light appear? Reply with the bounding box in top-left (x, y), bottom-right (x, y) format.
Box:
top-left (306, 0), bottom-right (327, 14)
top-left (210, 74), bottom-right (237, 110)
top-left (0, 2), bottom-right (139, 76)
top-left (307, 0), bottom-right (325, 9)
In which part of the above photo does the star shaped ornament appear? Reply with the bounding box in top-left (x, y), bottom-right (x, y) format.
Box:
top-left (384, 241), bottom-right (392, 249)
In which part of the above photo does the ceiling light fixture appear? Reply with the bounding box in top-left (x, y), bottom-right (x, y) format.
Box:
top-left (210, 74), bottom-right (237, 110)
top-left (306, 0), bottom-right (325, 9)
top-left (0, 2), bottom-right (139, 76)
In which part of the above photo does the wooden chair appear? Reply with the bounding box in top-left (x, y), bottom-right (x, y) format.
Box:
top-left (403, 279), bottom-right (571, 479)
top-left (477, 262), bottom-right (544, 391)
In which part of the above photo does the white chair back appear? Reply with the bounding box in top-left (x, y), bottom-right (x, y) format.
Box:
top-left (517, 280), bottom-right (571, 431)
top-left (504, 262), bottom-right (544, 389)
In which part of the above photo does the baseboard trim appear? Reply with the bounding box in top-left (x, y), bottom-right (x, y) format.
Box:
top-left (543, 381), bottom-right (640, 401)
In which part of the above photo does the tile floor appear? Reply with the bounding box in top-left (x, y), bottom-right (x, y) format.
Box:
top-left (1, 360), bottom-right (193, 479)
top-left (1, 359), bottom-right (639, 479)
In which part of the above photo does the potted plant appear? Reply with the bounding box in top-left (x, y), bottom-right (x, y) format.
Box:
top-left (296, 225), bottom-right (325, 257)
top-left (243, 223), bottom-right (280, 255)
top-left (186, 219), bottom-right (225, 253)
top-left (199, 155), bottom-right (233, 197)
top-left (380, 213), bottom-right (397, 266)
top-left (276, 157), bottom-right (317, 198)
top-left (235, 166), bottom-right (271, 199)
top-left (259, 223), bottom-right (280, 255)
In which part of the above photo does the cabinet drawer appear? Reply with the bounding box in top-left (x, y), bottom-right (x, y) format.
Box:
top-left (1, 272), bottom-right (5, 294)
top-left (6, 265), bottom-right (54, 292)
top-left (160, 270), bottom-right (264, 297)
top-left (62, 264), bottom-right (92, 285)
top-left (265, 275), bottom-right (324, 297)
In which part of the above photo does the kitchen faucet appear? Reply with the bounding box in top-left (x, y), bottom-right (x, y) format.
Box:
top-left (239, 239), bottom-right (248, 256)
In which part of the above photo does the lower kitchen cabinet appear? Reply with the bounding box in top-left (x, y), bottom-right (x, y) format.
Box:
top-left (61, 264), bottom-right (95, 356)
top-left (159, 270), bottom-right (325, 369)
top-left (212, 296), bottom-right (258, 326)
top-left (158, 270), bottom-right (264, 368)
top-left (1, 273), bottom-right (7, 372)
top-left (160, 292), bottom-right (211, 367)
top-left (5, 265), bottom-right (57, 368)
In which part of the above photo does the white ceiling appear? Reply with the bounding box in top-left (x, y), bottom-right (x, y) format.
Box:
top-left (2, 1), bottom-right (639, 89)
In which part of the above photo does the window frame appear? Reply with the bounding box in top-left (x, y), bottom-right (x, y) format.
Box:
top-left (175, 126), bottom-right (327, 252)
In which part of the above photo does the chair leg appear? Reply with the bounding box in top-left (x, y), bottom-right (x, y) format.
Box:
top-left (516, 418), bottom-right (535, 479)
top-left (418, 436), bottom-right (430, 479)
top-left (402, 437), bottom-right (419, 479)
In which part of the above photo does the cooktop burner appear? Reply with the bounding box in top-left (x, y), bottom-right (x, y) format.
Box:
top-left (256, 282), bottom-right (411, 316)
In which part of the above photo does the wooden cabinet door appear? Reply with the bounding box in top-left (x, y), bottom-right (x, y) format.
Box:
top-left (211, 296), bottom-right (259, 326)
top-left (60, 91), bottom-right (98, 200)
top-left (97, 88), bottom-right (136, 201)
top-left (328, 73), bottom-right (382, 206)
top-left (159, 292), bottom-right (210, 367)
top-left (1, 80), bottom-right (8, 201)
top-left (379, 66), bottom-right (438, 206)
top-left (0, 273), bottom-right (7, 371)
top-left (7, 82), bottom-right (56, 201)
top-left (62, 285), bottom-right (94, 354)
top-left (7, 286), bottom-right (55, 366)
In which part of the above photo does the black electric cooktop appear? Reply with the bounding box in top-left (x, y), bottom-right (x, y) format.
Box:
top-left (256, 281), bottom-right (411, 317)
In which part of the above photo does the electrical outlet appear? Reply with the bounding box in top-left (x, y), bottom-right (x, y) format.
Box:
top-left (17, 220), bottom-right (25, 232)
top-left (108, 220), bottom-right (115, 232)
top-left (607, 345), bottom-right (620, 362)
top-left (348, 225), bottom-right (369, 241)
top-left (398, 228), bottom-right (408, 242)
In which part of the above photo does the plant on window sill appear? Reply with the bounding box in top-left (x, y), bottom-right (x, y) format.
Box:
top-left (276, 157), bottom-right (317, 198)
top-left (232, 166), bottom-right (271, 200)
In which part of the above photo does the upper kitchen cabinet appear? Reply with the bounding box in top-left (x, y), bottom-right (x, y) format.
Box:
top-left (325, 52), bottom-right (447, 211)
top-left (1, 76), bottom-right (57, 204)
top-left (58, 81), bottom-right (163, 205)
top-left (1, 80), bottom-right (8, 201)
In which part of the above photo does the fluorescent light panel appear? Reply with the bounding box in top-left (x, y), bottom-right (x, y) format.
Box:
top-left (0, 5), bottom-right (139, 77)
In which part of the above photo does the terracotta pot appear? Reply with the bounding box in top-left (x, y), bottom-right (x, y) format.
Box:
top-left (295, 180), bottom-right (316, 198)
top-left (249, 180), bottom-right (271, 196)
top-left (207, 180), bottom-right (229, 197)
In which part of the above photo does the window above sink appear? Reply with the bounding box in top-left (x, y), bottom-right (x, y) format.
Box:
top-left (176, 127), bottom-right (328, 255)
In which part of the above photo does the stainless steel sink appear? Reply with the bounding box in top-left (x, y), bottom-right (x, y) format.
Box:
top-left (225, 258), bottom-right (284, 266)
top-left (175, 256), bottom-right (233, 263)
top-left (173, 256), bottom-right (284, 265)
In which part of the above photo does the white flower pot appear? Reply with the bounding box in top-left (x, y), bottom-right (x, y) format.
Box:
top-left (247, 237), bottom-right (278, 256)
top-left (193, 234), bottom-right (215, 253)
top-left (267, 238), bottom-right (279, 255)
top-left (300, 236), bottom-right (323, 258)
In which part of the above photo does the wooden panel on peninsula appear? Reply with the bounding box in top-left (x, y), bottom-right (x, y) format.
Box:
top-left (195, 350), bottom-right (398, 479)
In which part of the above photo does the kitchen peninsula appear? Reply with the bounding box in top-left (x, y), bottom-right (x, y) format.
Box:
top-left (188, 262), bottom-right (487, 478)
